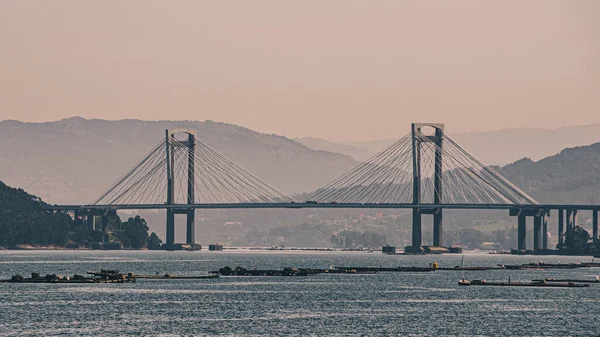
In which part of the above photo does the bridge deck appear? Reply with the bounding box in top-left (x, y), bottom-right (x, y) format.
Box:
top-left (45, 202), bottom-right (600, 211)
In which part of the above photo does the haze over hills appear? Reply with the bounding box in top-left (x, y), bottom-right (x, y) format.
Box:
top-left (0, 117), bottom-right (358, 204)
top-left (294, 137), bottom-right (374, 162)
top-left (298, 123), bottom-right (600, 165)
top-left (1, 116), bottom-right (600, 247)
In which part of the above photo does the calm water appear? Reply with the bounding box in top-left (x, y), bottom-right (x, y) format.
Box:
top-left (0, 250), bottom-right (599, 336)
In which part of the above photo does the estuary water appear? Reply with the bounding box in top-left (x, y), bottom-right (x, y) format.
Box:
top-left (0, 250), bottom-right (599, 336)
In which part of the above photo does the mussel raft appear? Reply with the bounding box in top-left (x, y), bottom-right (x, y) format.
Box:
top-left (1, 270), bottom-right (137, 283)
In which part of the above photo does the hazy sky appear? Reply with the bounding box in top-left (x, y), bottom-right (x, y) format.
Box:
top-left (1, 1), bottom-right (598, 141)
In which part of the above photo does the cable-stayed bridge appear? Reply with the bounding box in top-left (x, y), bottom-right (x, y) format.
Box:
top-left (47, 124), bottom-right (600, 252)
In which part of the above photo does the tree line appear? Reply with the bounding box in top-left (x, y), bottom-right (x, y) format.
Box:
top-left (0, 181), bottom-right (162, 249)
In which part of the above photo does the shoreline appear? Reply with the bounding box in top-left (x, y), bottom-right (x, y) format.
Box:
top-left (0, 246), bottom-right (598, 258)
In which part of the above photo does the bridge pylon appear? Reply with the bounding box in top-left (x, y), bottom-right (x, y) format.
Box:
top-left (165, 129), bottom-right (197, 250)
top-left (410, 123), bottom-right (445, 251)
top-left (308, 122), bottom-right (538, 252)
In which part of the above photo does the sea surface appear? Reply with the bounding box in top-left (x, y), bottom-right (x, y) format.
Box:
top-left (0, 250), bottom-right (599, 336)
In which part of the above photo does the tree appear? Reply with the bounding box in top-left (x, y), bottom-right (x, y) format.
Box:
top-left (560, 225), bottom-right (592, 255)
top-left (122, 216), bottom-right (150, 249)
top-left (147, 232), bottom-right (162, 250)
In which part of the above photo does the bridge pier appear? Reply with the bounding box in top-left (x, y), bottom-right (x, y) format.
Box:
top-left (186, 209), bottom-right (195, 245)
top-left (542, 214), bottom-right (548, 250)
top-left (86, 212), bottom-right (95, 232)
top-left (565, 209), bottom-right (576, 249)
top-left (166, 208), bottom-right (175, 250)
top-left (433, 209), bottom-right (443, 247)
top-left (412, 209), bottom-right (422, 248)
top-left (593, 210), bottom-right (598, 243)
top-left (533, 215), bottom-right (542, 252)
top-left (517, 214), bottom-right (526, 251)
top-left (558, 209), bottom-right (564, 248)
top-left (101, 213), bottom-right (109, 243)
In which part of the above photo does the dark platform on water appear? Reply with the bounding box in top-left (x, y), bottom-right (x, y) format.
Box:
top-left (336, 266), bottom-right (498, 272)
top-left (336, 266), bottom-right (435, 272)
top-left (1, 271), bottom-right (136, 283)
top-left (136, 274), bottom-right (218, 280)
top-left (533, 278), bottom-right (600, 284)
top-left (211, 266), bottom-right (378, 276)
top-left (501, 262), bottom-right (600, 270)
top-left (460, 279), bottom-right (589, 288)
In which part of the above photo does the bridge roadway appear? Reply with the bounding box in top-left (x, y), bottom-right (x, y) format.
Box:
top-left (45, 202), bottom-right (600, 252)
top-left (45, 202), bottom-right (600, 212)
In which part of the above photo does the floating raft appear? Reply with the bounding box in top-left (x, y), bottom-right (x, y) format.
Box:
top-left (335, 266), bottom-right (498, 272)
top-left (1, 271), bottom-right (136, 283)
top-left (501, 262), bottom-right (600, 270)
top-left (136, 274), bottom-right (218, 280)
top-left (211, 266), bottom-right (377, 276)
top-left (532, 278), bottom-right (600, 284)
top-left (336, 266), bottom-right (435, 272)
top-left (459, 279), bottom-right (589, 288)
top-left (211, 267), bottom-right (309, 276)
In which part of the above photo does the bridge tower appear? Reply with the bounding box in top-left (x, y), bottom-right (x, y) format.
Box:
top-left (165, 129), bottom-right (197, 250)
top-left (411, 123), bottom-right (444, 249)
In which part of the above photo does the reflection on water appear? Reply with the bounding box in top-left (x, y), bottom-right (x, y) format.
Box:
top-left (0, 250), bottom-right (598, 336)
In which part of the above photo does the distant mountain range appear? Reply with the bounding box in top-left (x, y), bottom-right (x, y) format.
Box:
top-left (499, 142), bottom-right (600, 205)
top-left (0, 117), bottom-right (358, 204)
top-left (294, 137), bottom-right (374, 161)
top-left (2, 118), bottom-right (599, 206)
top-left (297, 124), bottom-right (600, 165)
top-left (2, 117), bottom-right (600, 246)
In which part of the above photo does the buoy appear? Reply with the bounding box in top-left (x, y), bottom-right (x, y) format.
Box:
top-left (432, 262), bottom-right (439, 269)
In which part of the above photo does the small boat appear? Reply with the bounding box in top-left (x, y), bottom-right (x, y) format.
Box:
top-left (458, 278), bottom-right (471, 286)
top-left (457, 252), bottom-right (469, 286)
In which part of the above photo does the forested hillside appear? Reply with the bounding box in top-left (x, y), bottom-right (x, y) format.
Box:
top-left (0, 181), bottom-right (77, 247)
top-left (0, 181), bottom-right (159, 249)
top-left (499, 142), bottom-right (600, 204)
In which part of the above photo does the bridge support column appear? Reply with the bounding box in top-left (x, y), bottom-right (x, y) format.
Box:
top-left (87, 213), bottom-right (95, 232)
top-left (186, 209), bottom-right (195, 245)
top-left (533, 215), bottom-right (542, 252)
top-left (186, 133), bottom-right (196, 245)
top-left (542, 214), bottom-right (548, 250)
top-left (410, 123), bottom-right (422, 249)
top-left (558, 209), bottom-right (564, 249)
top-left (565, 209), bottom-right (574, 249)
top-left (166, 208), bottom-right (175, 250)
top-left (165, 129), bottom-right (175, 250)
top-left (518, 214), bottom-right (526, 251)
top-left (101, 213), bottom-right (109, 243)
top-left (433, 209), bottom-right (442, 247)
top-left (412, 209), bottom-right (422, 248)
top-left (432, 127), bottom-right (443, 247)
top-left (593, 210), bottom-right (598, 244)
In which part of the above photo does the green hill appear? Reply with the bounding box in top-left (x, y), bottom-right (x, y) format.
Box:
top-left (0, 181), bottom-right (78, 248)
